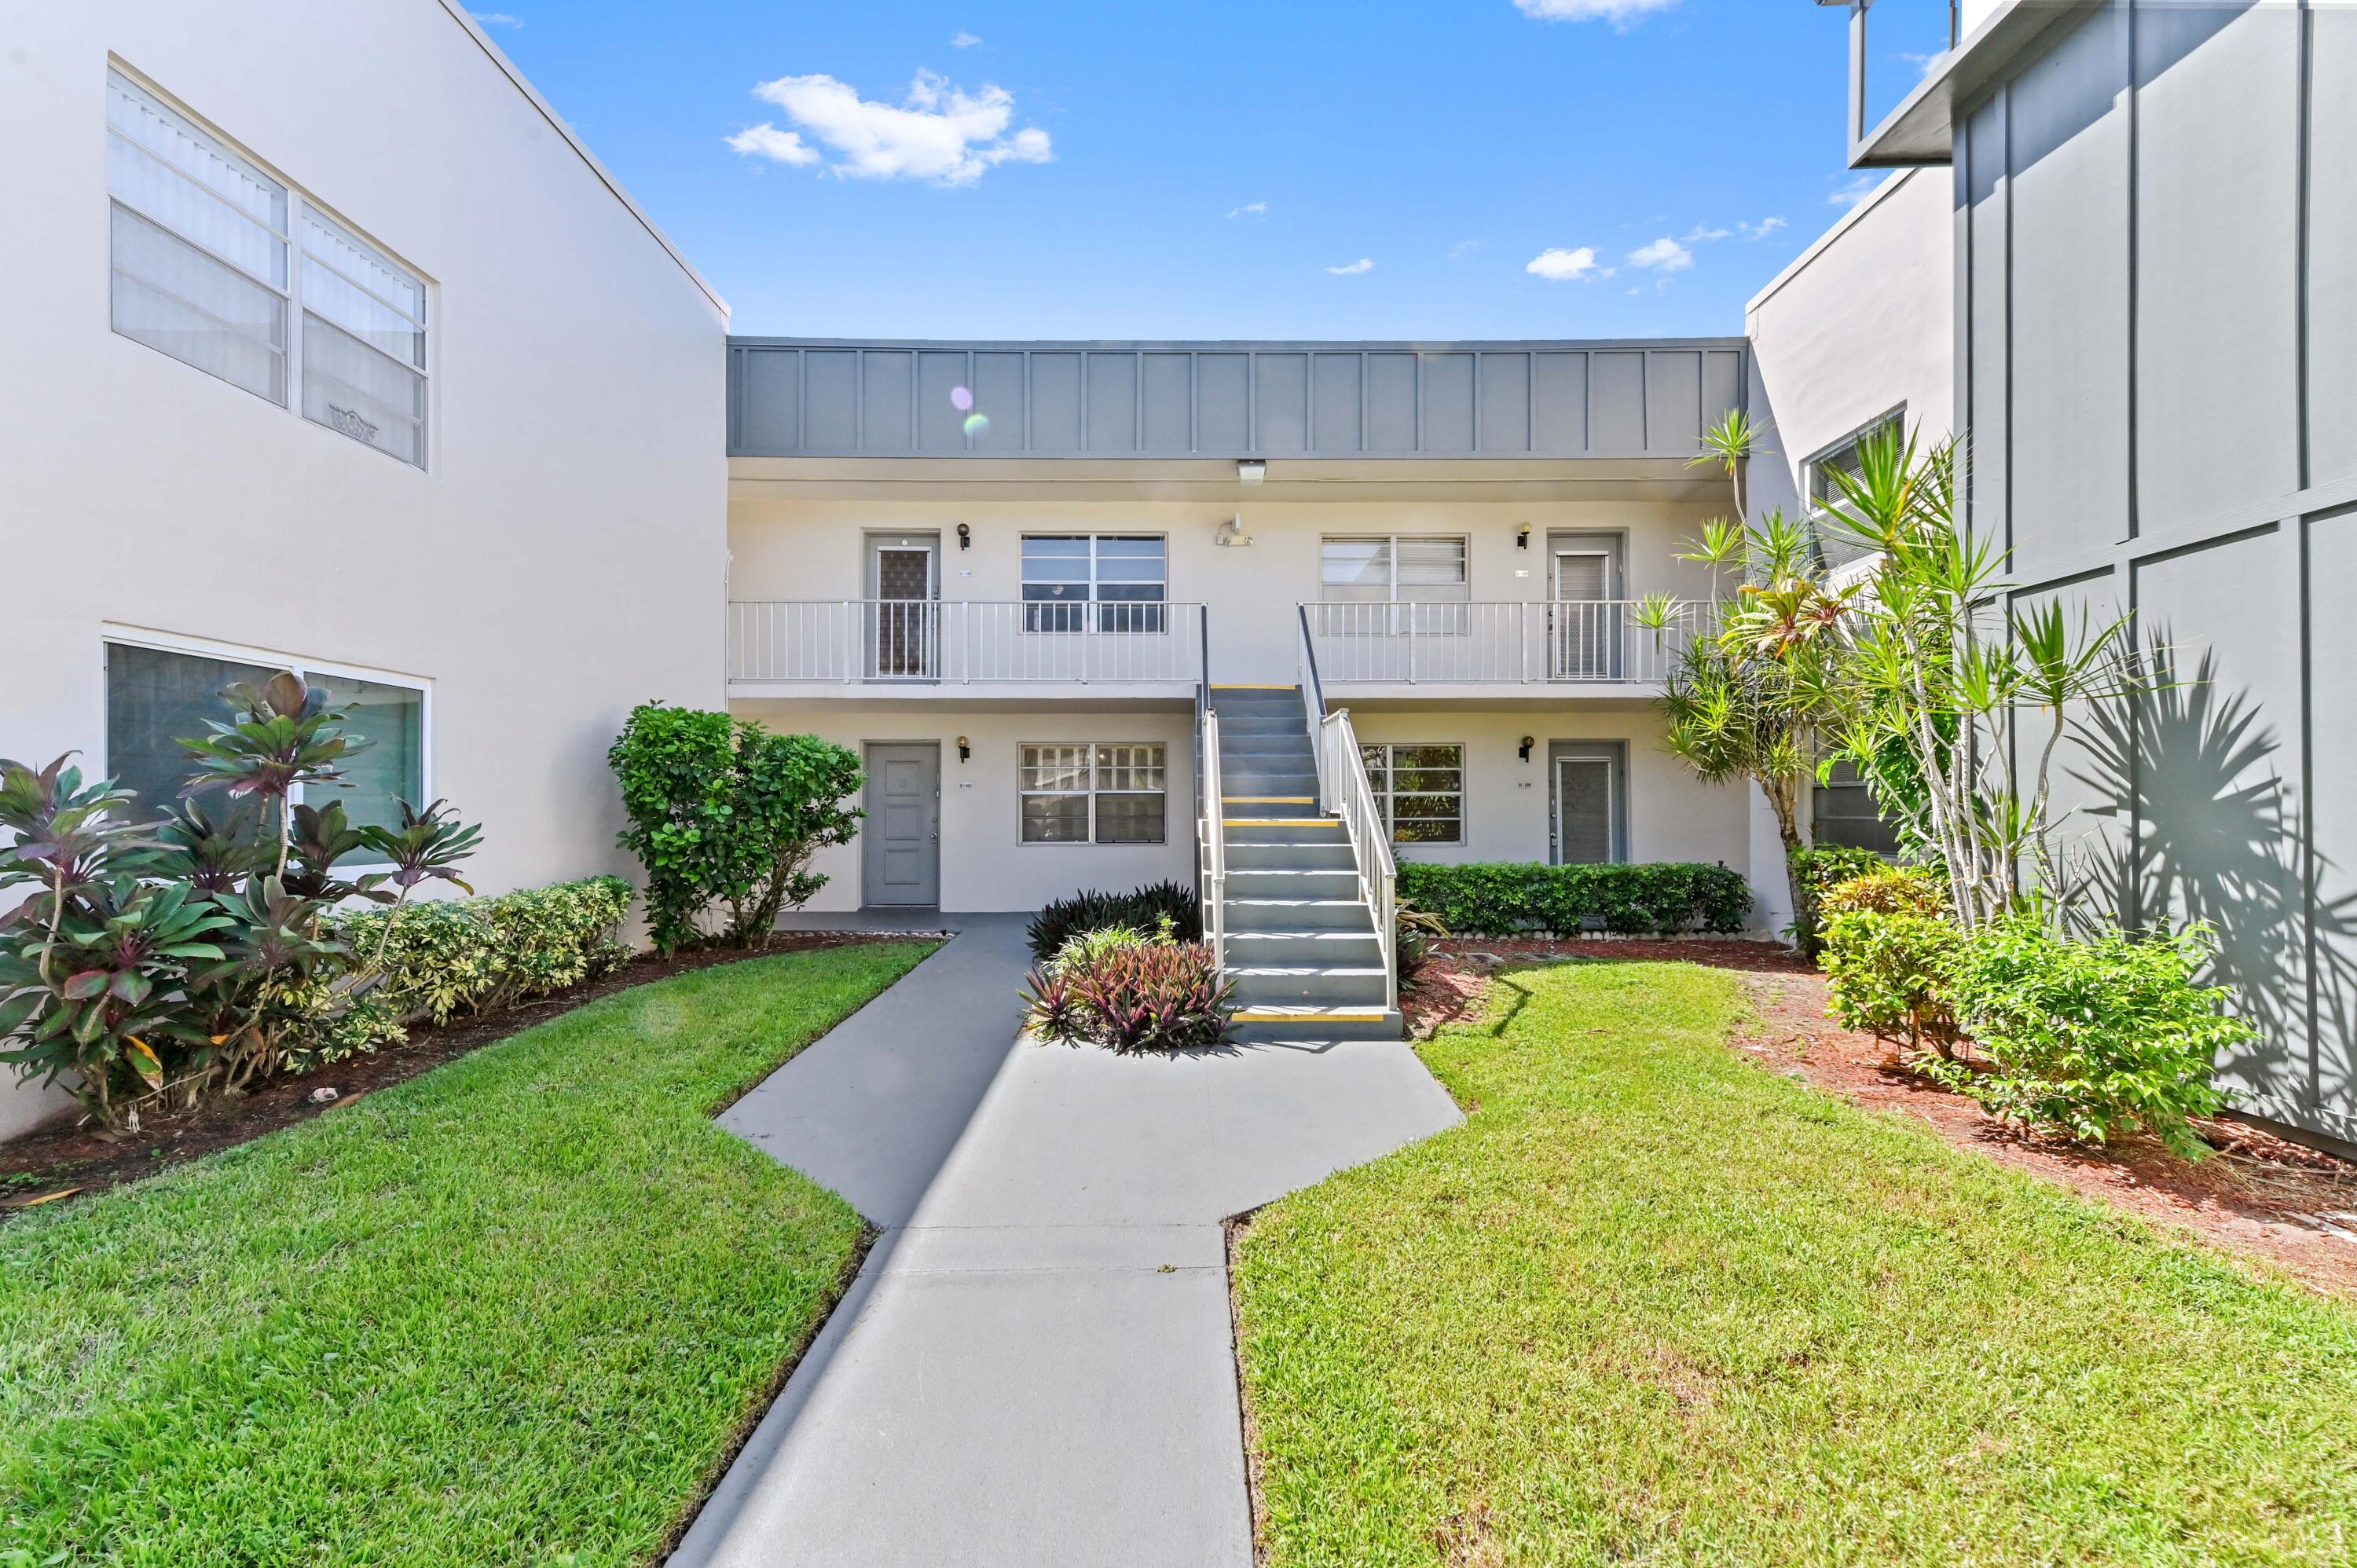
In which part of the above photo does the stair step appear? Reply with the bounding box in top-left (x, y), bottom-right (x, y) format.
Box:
top-left (1216, 716), bottom-right (1310, 735)
top-left (1226, 1006), bottom-right (1404, 1046)
top-left (1227, 867), bottom-right (1362, 897)
top-left (1221, 817), bottom-right (1347, 841)
top-left (1226, 897), bottom-right (1376, 932)
top-left (1224, 841), bottom-right (1357, 870)
top-left (1223, 931), bottom-right (1385, 965)
top-left (1228, 966), bottom-right (1392, 1007)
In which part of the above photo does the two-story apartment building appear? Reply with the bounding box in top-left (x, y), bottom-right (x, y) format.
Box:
top-left (721, 338), bottom-right (1774, 932)
top-left (0, 2), bottom-right (728, 1136)
top-left (1811, 0), bottom-right (2356, 1153)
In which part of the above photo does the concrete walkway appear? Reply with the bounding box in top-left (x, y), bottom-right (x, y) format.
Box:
top-left (669, 914), bottom-right (1461, 1567)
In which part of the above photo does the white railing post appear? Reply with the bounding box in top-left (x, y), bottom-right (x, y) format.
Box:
top-left (1200, 708), bottom-right (1225, 974)
top-left (1321, 707), bottom-right (1397, 1014)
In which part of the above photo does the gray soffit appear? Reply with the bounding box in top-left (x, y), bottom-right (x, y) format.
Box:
top-left (728, 338), bottom-right (1749, 460)
top-left (1851, 0), bottom-right (2101, 167)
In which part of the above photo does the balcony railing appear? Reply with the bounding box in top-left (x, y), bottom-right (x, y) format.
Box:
top-left (1303, 600), bottom-right (1710, 686)
top-left (729, 599), bottom-right (1207, 685)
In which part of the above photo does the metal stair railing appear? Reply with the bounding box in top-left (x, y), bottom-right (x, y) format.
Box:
top-left (1318, 705), bottom-right (1396, 1013)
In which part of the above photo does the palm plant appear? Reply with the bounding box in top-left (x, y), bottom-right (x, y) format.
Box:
top-left (1813, 428), bottom-right (2139, 928)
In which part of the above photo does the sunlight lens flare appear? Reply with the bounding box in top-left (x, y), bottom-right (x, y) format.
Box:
top-left (950, 384), bottom-right (974, 412)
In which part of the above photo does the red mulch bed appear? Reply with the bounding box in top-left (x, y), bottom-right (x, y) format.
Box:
top-left (0, 934), bottom-right (928, 1217)
top-left (1403, 939), bottom-right (2357, 1300)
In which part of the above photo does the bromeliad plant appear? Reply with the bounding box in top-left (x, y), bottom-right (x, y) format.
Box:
top-left (0, 673), bottom-right (482, 1126)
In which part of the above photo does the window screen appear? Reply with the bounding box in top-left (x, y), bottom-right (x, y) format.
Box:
top-left (107, 71), bottom-right (290, 405)
top-left (1358, 743), bottom-right (1464, 845)
top-left (1020, 742), bottom-right (1167, 844)
top-left (1556, 757), bottom-right (1615, 866)
top-left (1021, 536), bottom-right (1168, 632)
top-left (105, 643), bottom-right (426, 839)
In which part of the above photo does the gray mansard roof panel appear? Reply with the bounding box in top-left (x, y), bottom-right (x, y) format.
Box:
top-left (728, 338), bottom-right (1748, 460)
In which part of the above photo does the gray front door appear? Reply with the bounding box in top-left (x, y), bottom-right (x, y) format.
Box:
top-left (863, 743), bottom-right (940, 907)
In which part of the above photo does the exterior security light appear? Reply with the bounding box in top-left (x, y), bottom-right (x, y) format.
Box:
top-left (1237, 460), bottom-right (1266, 485)
top-left (1215, 513), bottom-right (1254, 548)
top-left (1519, 735), bottom-right (1536, 761)
top-left (956, 523), bottom-right (971, 550)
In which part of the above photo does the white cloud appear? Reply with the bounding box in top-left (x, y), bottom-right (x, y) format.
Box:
top-left (1626, 236), bottom-right (1694, 272)
top-left (1512, 0), bottom-right (1680, 27)
top-left (1738, 216), bottom-right (1787, 240)
top-left (1228, 201), bottom-right (1269, 218)
top-left (1829, 173), bottom-right (1882, 208)
top-left (471, 10), bottom-right (522, 26)
top-left (1448, 238), bottom-right (1481, 260)
top-left (951, 31), bottom-right (982, 47)
top-left (1681, 223), bottom-right (1731, 244)
top-left (731, 70), bottom-right (1054, 186)
top-left (1327, 258), bottom-right (1375, 276)
top-left (1525, 245), bottom-right (1607, 282)
top-left (1898, 50), bottom-right (1942, 79)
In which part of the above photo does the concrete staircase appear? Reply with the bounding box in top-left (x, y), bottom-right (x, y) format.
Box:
top-left (1208, 685), bottom-right (1402, 1046)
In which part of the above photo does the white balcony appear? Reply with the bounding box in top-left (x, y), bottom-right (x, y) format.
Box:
top-left (1302, 600), bottom-right (1708, 694)
top-left (728, 599), bottom-right (1206, 696)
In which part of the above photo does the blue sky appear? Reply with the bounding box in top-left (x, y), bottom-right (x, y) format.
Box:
top-left (475, 0), bottom-right (1916, 339)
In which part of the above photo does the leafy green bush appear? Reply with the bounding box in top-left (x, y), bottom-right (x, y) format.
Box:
top-left (1391, 862), bottom-right (1750, 939)
top-left (335, 876), bottom-right (632, 1035)
top-left (1931, 918), bottom-right (2248, 1156)
top-left (1789, 844), bottom-right (1888, 955)
top-left (608, 705), bottom-right (862, 952)
top-left (1025, 881), bottom-right (1201, 961)
top-left (1022, 939), bottom-right (1231, 1053)
top-left (0, 676), bottom-right (480, 1125)
top-left (1820, 908), bottom-right (1963, 1054)
top-left (1820, 866), bottom-right (1945, 920)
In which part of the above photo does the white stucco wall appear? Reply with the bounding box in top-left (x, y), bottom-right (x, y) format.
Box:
top-left (1744, 167), bottom-right (1955, 521)
top-left (728, 488), bottom-right (1728, 684)
top-left (728, 482), bottom-right (1763, 920)
top-left (0, 2), bottom-right (728, 1138)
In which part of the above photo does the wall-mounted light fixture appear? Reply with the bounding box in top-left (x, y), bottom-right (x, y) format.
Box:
top-left (1518, 735), bottom-right (1536, 762)
top-left (956, 523), bottom-right (972, 551)
top-left (955, 736), bottom-right (971, 764)
top-left (1215, 513), bottom-right (1254, 548)
top-left (1516, 525), bottom-right (1530, 551)
top-left (1237, 459), bottom-right (1266, 485)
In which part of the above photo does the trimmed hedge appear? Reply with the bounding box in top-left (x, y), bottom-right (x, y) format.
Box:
top-left (334, 875), bottom-right (635, 1035)
top-left (1394, 861), bottom-right (1751, 938)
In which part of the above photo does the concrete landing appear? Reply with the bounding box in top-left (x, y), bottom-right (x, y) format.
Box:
top-left (673, 915), bottom-right (1461, 1568)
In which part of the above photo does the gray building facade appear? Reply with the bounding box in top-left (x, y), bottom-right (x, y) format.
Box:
top-left (1840, 0), bottom-right (2355, 1149)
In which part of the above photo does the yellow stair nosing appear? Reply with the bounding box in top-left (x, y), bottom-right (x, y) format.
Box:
top-left (1209, 683), bottom-right (1299, 690)
top-left (1230, 1007), bottom-right (1391, 1022)
top-left (1223, 796), bottom-right (1314, 804)
top-left (1222, 816), bottom-right (1340, 826)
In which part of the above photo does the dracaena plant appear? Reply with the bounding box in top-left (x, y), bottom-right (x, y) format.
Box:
top-left (0, 673), bottom-right (484, 1127)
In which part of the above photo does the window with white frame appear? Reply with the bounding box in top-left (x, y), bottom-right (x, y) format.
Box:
top-left (1358, 742), bottom-right (1464, 845)
top-left (105, 69), bottom-right (428, 468)
top-left (1019, 743), bottom-right (1167, 844)
top-left (104, 640), bottom-right (427, 839)
top-left (1021, 536), bottom-right (1168, 632)
top-left (1319, 536), bottom-right (1470, 603)
top-left (1807, 408), bottom-right (1906, 510)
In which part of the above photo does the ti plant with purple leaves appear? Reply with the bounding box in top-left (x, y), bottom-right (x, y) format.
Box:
top-left (0, 672), bottom-right (483, 1127)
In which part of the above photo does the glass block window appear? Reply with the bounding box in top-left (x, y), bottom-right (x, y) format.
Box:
top-left (1021, 742), bottom-right (1167, 844)
top-left (1358, 742), bottom-right (1464, 845)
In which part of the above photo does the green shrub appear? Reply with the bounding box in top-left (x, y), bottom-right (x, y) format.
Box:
top-left (0, 676), bottom-right (481, 1125)
top-left (1391, 862), bottom-right (1751, 939)
top-left (607, 705), bottom-right (862, 952)
top-left (1025, 881), bottom-right (1201, 961)
top-left (335, 876), bottom-right (633, 1035)
top-left (1021, 940), bottom-right (1232, 1053)
top-left (1820, 907), bottom-right (1963, 1053)
top-left (1789, 844), bottom-right (1888, 955)
top-left (1820, 866), bottom-right (1945, 919)
top-left (1933, 918), bottom-right (2249, 1157)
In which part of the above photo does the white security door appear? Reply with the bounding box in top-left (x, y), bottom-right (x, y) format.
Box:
top-left (1550, 549), bottom-right (1616, 680)
top-left (870, 543), bottom-right (936, 679)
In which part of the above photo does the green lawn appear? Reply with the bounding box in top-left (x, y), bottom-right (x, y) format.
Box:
top-left (0, 940), bottom-right (934, 1566)
top-left (1234, 960), bottom-right (2357, 1567)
